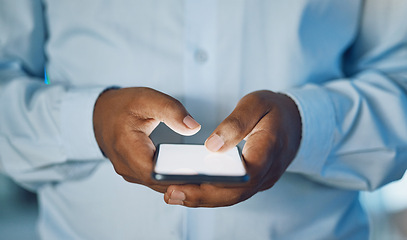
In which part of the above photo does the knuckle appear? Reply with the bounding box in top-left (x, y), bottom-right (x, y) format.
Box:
top-left (163, 98), bottom-right (184, 115)
top-left (112, 166), bottom-right (124, 176)
top-left (225, 116), bottom-right (247, 137)
top-left (186, 193), bottom-right (204, 206)
top-left (122, 176), bottom-right (136, 183)
top-left (251, 90), bottom-right (273, 103)
top-left (185, 192), bottom-right (199, 203)
top-left (112, 163), bottom-right (129, 178)
top-left (139, 86), bottom-right (152, 92)
top-left (239, 91), bottom-right (274, 116)
top-left (242, 91), bottom-right (263, 105)
top-left (137, 87), bottom-right (156, 99)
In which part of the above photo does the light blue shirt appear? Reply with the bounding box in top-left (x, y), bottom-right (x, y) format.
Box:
top-left (1, 0), bottom-right (407, 239)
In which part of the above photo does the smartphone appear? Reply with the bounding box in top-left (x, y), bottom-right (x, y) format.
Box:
top-left (152, 144), bottom-right (249, 183)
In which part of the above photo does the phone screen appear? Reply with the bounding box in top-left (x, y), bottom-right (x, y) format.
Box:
top-left (152, 144), bottom-right (249, 183)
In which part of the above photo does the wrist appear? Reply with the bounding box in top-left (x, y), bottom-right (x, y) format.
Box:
top-left (93, 86), bottom-right (121, 158)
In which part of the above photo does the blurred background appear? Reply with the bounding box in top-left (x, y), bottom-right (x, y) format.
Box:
top-left (0, 171), bottom-right (406, 240)
top-left (360, 171), bottom-right (407, 240)
top-left (0, 174), bottom-right (39, 240)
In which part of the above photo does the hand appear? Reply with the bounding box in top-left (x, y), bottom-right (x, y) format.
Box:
top-left (93, 87), bottom-right (201, 193)
top-left (164, 90), bottom-right (301, 207)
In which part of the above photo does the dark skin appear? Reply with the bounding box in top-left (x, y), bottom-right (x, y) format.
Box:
top-left (93, 87), bottom-right (301, 207)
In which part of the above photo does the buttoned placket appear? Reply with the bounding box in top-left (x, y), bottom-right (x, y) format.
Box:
top-left (183, 0), bottom-right (219, 136)
top-left (182, 1), bottom-right (218, 240)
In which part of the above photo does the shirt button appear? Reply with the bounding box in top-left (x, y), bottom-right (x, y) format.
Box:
top-left (194, 49), bottom-right (208, 64)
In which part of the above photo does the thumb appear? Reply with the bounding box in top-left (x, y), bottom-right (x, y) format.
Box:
top-left (147, 90), bottom-right (201, 136)
top-left (205, 92), bottom-right (272, 152)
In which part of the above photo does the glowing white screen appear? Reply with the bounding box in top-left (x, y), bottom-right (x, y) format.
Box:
top-left (154, 144), bottom-right (246, 176)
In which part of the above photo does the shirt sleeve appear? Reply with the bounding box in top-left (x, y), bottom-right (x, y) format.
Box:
top-left (284, 0), bottom-right (407, 191)
top-left (0, 0), bottom-right (106, 190)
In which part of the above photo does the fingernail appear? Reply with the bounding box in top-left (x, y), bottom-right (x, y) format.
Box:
top-left (170, 190), bottom-right (185, 201)
top-left (205, 134), bottom-right (224, 152)
top-left (183, 115), bottom-right (201, 129)
top-left (168, 190), bottom-right (185, 205)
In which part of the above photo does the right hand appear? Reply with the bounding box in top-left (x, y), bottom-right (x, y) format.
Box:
top-left (93, 87), bottom-right (201, 193)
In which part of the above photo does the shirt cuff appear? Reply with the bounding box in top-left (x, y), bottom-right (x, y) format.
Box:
top-left (282, 84), bottom-right (336, 175)
top-left (61, 87), bottom-right (107, 160)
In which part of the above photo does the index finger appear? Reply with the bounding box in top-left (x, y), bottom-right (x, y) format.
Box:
top-left (205, 91), bottom-right (274, 152)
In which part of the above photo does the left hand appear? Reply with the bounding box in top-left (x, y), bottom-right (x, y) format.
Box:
top-left (163, 90), bottom-right (302, 207)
